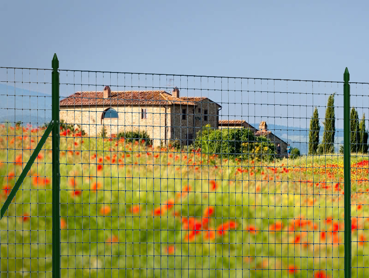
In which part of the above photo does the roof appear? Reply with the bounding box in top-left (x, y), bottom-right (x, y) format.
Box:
top-left (181, 97), bottom-right (221, 108)
top-left (60, 91), bottom-right (197, 107)
top-left (60, 91), bottom-right (222, 108)
top-left (219, 120), bottom-right (247, 125)
top-left (219, 120), bottom-right (256, 130)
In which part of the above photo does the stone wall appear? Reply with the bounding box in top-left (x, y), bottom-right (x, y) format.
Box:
top-left (60, 106), bottom-right (168, 146)
top-left (170, 100), bottom-right (219, 145)
top-left (264, 133), bottom-right (288, 157)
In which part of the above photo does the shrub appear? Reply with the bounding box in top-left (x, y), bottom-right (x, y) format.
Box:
top-left (194, 125), bottom-right (276, 161)
top-left (117, 130), bottom-right (152, 146)
top-left (290, 148), bottom-right (301, 159)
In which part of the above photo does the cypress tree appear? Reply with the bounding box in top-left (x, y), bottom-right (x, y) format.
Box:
top-left (321, 94), bottom-right (335, 153)
top-left (350, 108), bottom-right (359, 153)
top-left (359, 113), bottom-right (368, 153)
top-left (308, 107), bottom-right (320, 155)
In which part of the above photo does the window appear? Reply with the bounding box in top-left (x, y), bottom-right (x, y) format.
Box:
top-left (186, 133), bottom-right (193, 145)
top-left (141, 109), bottom-right (147, 119)
top-left (204, 110), bottom-right (208, 121)
top-left (198, 108), bottom-right (201, 113)
top-left (102, 108), bottom-right (118, 119)
top-left (182, 108), bottom-right (186, 120)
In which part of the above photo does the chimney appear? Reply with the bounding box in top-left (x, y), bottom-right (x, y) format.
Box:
top-left (259, 121), bottom-right (267, 131)
top-left (172, 87), bottom-right (180, 98)
top-left (103, 86), bottom-right (111, 99)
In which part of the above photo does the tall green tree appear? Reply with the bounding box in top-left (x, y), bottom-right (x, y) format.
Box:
top-left (359, 113), bottom-right (368, 153)
top-left (350, 108), bottom-right (359, 152)
top-left (321, 93), bottom-right (335, 153)
top-left (308, 107), bottom-right (320, 155)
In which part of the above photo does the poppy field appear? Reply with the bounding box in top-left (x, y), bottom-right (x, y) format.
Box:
top-left (1, 124), bottom-right (369, 278)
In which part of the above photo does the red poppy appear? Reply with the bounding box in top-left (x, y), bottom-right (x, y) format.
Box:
top-left (22, 213), bottom-right (30, 222)
top-left (245, 225), bottom-right (258, 234)
top-left (106, 235), bottom-right (119, 244)
top-left (71, 190), bottom-right (82, 198)
top-left (69, 178), bottom-right (77, 188)
top-left (100, 206), bottom-right (111, 215)
top-left (165, 245), bottom-right (175, 254)
top-left (359, 234), bottom-right (366, 246)
top-left (288, 265), bottom-right (298, 274)
top-left (130, 205), bottom-right (141, 214)
top-left (14, 155), bottom-right (23, 166)
top-left (203, 207), bottom-right (214, 218)
top-left (269, 222), bottom-right (284, 232)
top-left (97, 165), bottom-right (103, 171)
top-left (60, 218), bottom-right (67, 229)
top-left (3, 185), bottom-right (11, 196)
top-left (314, 271), bottom-right (330, 278)
top-left (91, 182), bottom-right (102, 192)
top-left (204, 229), bottom-right (216, 240)
top-left (209, 180), bottom-right (218, 191)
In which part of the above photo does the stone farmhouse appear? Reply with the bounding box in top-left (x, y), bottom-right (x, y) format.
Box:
top-left (60, 86), bottom-right (288, 155)
top-left (59, 86), bottom-right (221, 146)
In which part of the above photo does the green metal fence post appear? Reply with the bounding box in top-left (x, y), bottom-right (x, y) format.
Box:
top-left (52, 54), bottom-right (61, 278)
top-left (344, 67), bottom-right (351, 278)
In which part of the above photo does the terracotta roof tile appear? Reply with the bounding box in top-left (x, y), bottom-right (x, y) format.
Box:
top-left (219, 120), bottom-right (247, 125)
top-left (59, 91), bottom-right (197, 107)
top-left (180, 97), bottom-right (221, 107)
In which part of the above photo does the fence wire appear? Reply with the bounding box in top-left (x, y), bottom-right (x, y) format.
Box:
top-left (0, 68), bottom-right (52, 277)
top-left (1, 65), bottom-right (369, 278)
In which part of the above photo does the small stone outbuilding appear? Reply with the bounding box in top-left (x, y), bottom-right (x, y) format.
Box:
top-left (254, 121), bottom-right (288, 157)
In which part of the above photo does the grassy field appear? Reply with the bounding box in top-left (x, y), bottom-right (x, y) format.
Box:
top-left (1, 124), bottom-right (369, 278)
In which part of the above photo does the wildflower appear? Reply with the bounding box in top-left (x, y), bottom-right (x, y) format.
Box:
top-left (100, 206), bottom-right (111, 215)
top-left (130, 205), bottom-right (141, 214)
top-left (97, 165), bottom-right (103, 171)
top-left (209, 180), bottom-right (218, 191)
top-left (164, 245), bottom-right (175, 254)
top-left (3, 185), bottom-right (12, 196)
top-left (91, 182), bottom-right (102, 192)
top-left (203, 207), bottom-right (214, 218)
top-left (217, 221), bottom-right (238, 236)
top-left (152, 207), bottom-right (166, 216)
top-left (69, 178), bottom-right (77, 188)
top-left (71, 190), bottom-right (82, 198)
top-left (204, 229), bottom-right (216, 240)
top-left (14, 155), bottom-right (23, 166)
top-left (163, 199), bottom-right (175, 210)
top-left (60, 218), bottom-right (67, 229)
top-left (21, 213), bottom-right (30, 222)
top-left (288, 265), bottom-right (298, 274)
top-left (269, 222), bottom-right (284, 232)
top-left (106, 235), bottom-right (119, 244)
top-left (245, 225), bottom-right (258, 235)
top-left (314, 271), bottom-right (330, 278)
top-left (359, 234), bottom-right (366, 246)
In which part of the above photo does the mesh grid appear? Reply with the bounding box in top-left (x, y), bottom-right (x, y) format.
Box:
top-left (1, 66), bottom-right (368, 277)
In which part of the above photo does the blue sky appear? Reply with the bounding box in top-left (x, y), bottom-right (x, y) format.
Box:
top-left (1, 1), bottom-right (368, 152)
top-left (1, 1), bottom-right (368, 82)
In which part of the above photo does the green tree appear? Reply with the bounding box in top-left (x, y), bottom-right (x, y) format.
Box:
top-left (321, 94), bottom-right (335, 153)
top-left (308, 107), bottom-right (320, 155)
top-left (350, 108), bottom-right (359, 152)
top-left (359, 113), bottom-right (369, 153)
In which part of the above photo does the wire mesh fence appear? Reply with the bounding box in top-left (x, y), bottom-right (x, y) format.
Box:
top-left (1, 60), bottom-right (368, 277)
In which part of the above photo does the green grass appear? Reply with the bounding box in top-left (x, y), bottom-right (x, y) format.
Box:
top-left (1, 125), bottom-right (369, 278)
